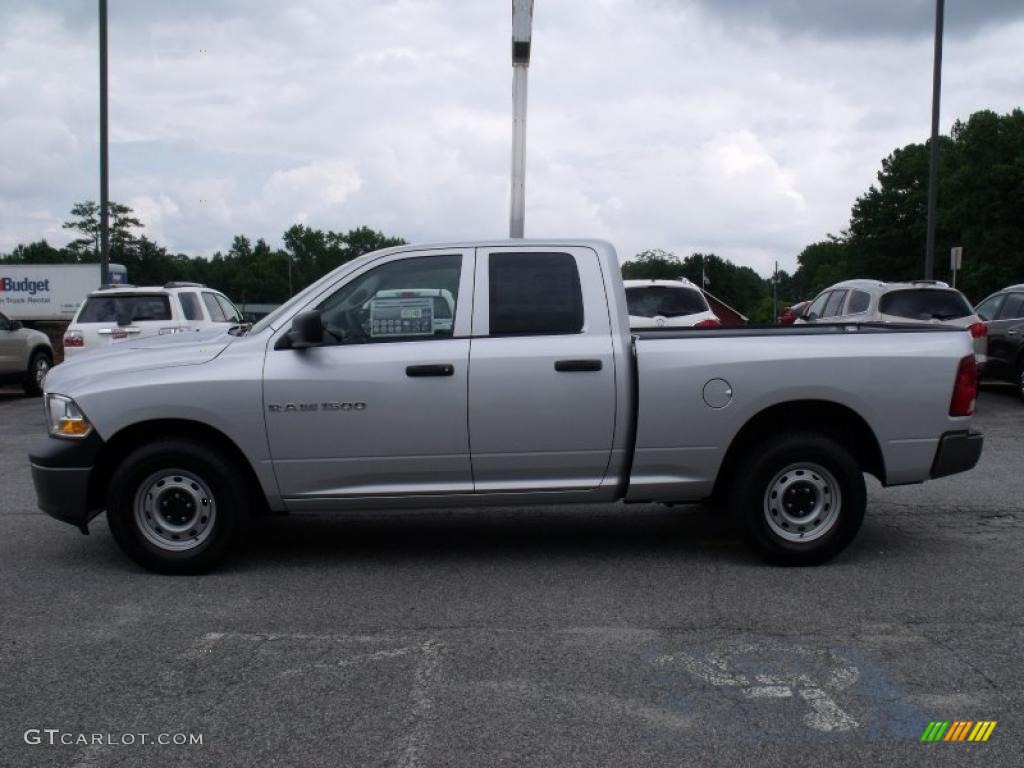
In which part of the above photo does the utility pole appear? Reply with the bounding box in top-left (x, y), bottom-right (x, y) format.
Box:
top-left (924, 0), bottom-right (944, 280)
top-left (510, 0), bottom-right (534, 238)
top-left (99, 0), bottom-right (110, 285)
top-left (772, 260), bottom-right (778, 322)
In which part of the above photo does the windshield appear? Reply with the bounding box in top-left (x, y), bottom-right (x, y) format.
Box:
top-left (77, 294), bottom-right (172, 323)
top-left (626, 286), bottom-right (708, 318)
top-left (878, 289), bottom-right (972, 321)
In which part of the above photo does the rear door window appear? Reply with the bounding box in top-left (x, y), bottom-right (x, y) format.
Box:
top-left (822, 290), bottom-right (848, 318)
top-left (202, 292), bottom-right (229, 322)
top-left (625, 286), bottom-right (708, 318)
top-left (77, 294), bottom-right (172, 323)
top-left (879, 289), bottom-right (972, 320)
top-left (998, 293), bottom-right (1024, 320)
top-left (179, 292), bottom-right (204, 321)
top-left (488, 252), bottom-right (584, 336)
top-left (847, 290), bottom-right (871, 315)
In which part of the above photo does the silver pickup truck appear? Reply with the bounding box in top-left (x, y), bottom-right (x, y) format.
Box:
top-left (30, 240), bottom-right (983, 573)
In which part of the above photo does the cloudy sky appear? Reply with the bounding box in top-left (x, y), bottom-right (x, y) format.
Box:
top-left (2, 1), bottom-right (1022, 275)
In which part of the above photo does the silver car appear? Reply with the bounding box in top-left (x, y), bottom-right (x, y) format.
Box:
top-left (0, 311), bottom-right (53, 396)
top-left (797, 279), bottom-right (987, 366)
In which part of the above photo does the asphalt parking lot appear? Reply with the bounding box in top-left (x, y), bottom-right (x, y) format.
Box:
top-left (1, 386), bottom-right (1022, 767)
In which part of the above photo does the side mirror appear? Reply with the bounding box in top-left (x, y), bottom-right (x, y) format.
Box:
top-left (10, 320), bottom-right (23, 330)
top-left (280, 310), bottom-right (323, 349)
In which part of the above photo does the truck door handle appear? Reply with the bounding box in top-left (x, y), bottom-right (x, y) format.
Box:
top-left (554, 359), bottom-right (603, 372)
top-left (406, 364), bottom-right (455, 377)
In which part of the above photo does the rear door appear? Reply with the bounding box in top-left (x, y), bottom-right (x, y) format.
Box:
top-left (73, 292), bottom-right (174, 350)
top-left (467, 247), bottom-right (617, 491)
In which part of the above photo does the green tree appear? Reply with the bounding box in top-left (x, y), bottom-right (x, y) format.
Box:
top-left (62, 201), bottom-right (144, 261)
top-left (0, 239), bottom-right (69, 264)
top-left (793, 108), bottom-right (1024, 303)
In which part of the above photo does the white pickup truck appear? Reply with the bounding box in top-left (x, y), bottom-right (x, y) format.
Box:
top-left (30, 240), bottom-right (983, 573)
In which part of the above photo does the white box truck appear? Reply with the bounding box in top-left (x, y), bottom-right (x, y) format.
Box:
top-left (0, 264), bottom-right (126, 322)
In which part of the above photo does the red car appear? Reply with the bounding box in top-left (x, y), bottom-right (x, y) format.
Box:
top-left (777, 300), bottom-right (810, 325)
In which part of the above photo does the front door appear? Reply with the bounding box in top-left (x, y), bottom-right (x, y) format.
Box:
top-left (264, 249), bottom-right (475, 505)
top-left (0, 313), bottom-right (20, 374)
top-left (987, 292), bottom-right (1024, 380)
top-left (467, 247), bottom-right (617, 492)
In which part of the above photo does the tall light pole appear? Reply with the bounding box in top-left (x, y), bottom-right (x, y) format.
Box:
top-left (510, 0), bottom-right (534, 238)
top-left (99, 0), bottom-right (110, 285)
top-left (924, 0), bottom-right (945, 280)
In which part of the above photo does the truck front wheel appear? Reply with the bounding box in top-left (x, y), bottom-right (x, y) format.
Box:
top-left (730, 432), bottom-right (866, 566)
top-left (106, 438), bottom-right (248, 574)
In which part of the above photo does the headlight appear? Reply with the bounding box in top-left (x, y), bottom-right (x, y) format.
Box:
top-left (45, 394), bottom-right (93, 439)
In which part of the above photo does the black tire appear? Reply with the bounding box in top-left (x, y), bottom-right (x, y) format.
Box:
top-left (1016, 360), bottom-right (1024, 404)
top-left (23, 349), bottom-right (52, 397)
top-left (729, 432), bottom-right (866, 566)
top-left (106, 438), bottom-right (249, 574)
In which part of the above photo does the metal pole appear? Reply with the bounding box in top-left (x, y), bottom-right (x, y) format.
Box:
top-left (772, 260), bottom-right (778, 322)
top-left (99, 0), bottom-right (110, 285)
top-left (510, 65), bottom-right (528, 238)
top-left (924, 0), bottom-right (944, 280)
top-left (510, 0), bottom-right (533, 239)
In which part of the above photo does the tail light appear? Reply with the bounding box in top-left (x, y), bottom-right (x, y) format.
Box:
top-left (63, 331), bottom-right (84, 348)
top-left (968, 322), bottom-right (987, 338)
top-left (694, 318), bottom-right (721, 329)
top-left (949, 354), bottom-right (977, 417)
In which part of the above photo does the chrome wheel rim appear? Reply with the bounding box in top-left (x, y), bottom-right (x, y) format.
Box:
top-left (134, 469), bottom-right (216, 552)
top-left (34, 357), bottom-right (49, 386)
top-left (763, 462), bottom-right (841, 543)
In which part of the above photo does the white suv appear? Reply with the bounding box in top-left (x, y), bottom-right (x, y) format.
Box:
top-left (797, 279), bottom-right (987, 365)
top-left (63, 283), bottom-right (243, 358)
top-left (624, 278), bottom-right (720, 328)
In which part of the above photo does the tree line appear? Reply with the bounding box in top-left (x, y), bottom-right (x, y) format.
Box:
top-left (2, 108), bottom-right (1021, 317)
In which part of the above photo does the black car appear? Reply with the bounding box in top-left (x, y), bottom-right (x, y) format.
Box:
top-left (976, 284), bottom-right (1024, 401)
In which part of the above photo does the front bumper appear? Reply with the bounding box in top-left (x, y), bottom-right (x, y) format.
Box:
top-left (930, 430), bottom-right (984, 479)
top-left (28, 432), bottom-right (104, 532)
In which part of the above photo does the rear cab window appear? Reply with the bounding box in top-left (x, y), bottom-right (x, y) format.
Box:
top-left (77, 293), bottom-right (172, 323)
top-left (879, 289), bottom-right (972, 321)
top-left (488, 252), bottom-right (584, 336)
top-left (626, 286), bottom-right (708, 318)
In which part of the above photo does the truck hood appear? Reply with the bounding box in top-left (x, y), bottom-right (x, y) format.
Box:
top-left (45, 329), bottom-right (234, 393)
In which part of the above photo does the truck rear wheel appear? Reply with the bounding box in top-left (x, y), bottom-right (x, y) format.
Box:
top-left (106, 438), bottom-right (248, 574)
top-left (730, 432), bottom-right (865, 566)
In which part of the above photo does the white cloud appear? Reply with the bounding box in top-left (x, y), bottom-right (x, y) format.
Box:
top-left (0, 0), bottom-right (1022, 276)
